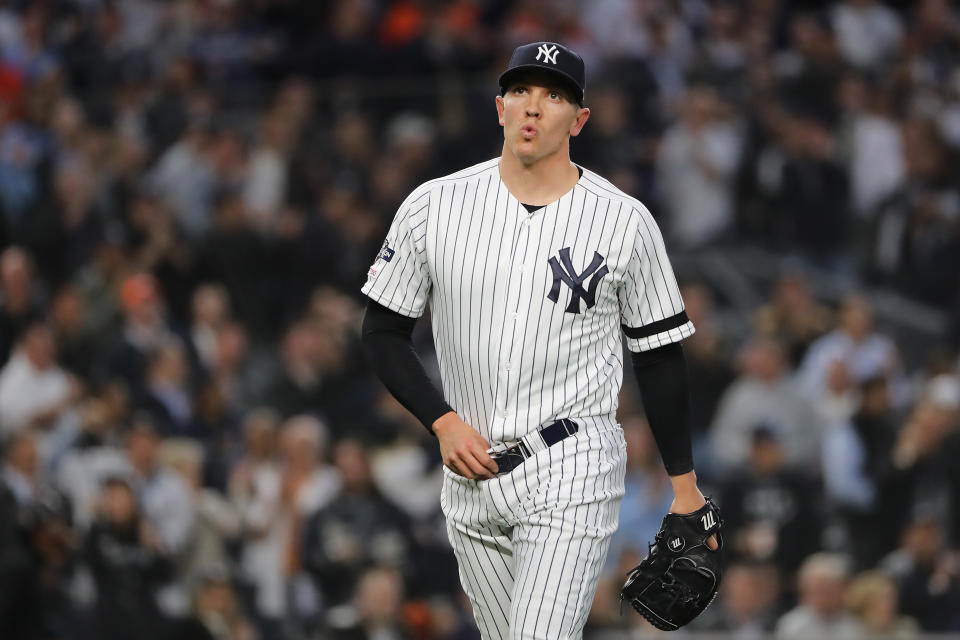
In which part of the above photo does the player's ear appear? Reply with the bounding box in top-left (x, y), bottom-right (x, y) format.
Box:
top-left (569, 107), bottom-right (590, 137)
top-left (496, 95), bottom-right (505, 126)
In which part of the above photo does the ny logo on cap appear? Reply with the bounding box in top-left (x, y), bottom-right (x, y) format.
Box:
top-left (536, 44), bottom-right (559, 64)
top-left (547, 247), bottom-right (609, 314)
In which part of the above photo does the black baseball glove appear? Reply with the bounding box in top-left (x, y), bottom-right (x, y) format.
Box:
top-left (620, 497), bottom-right (723, 631)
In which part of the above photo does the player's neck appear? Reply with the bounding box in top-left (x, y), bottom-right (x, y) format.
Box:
top-left (498, 144), bottom-right (580, 206)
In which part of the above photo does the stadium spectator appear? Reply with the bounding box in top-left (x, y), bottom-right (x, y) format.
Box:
top-left (656, 84), bottom-right (742, 246)
top-left (136, 337), bottom-right (195, 438)
top-left (822, 375), bottom-right (901, 569)
top-left (0, 246), bottom-right (44, 365)
top-left (303, 438), bottom-right (413, 606)
top-left (102, 272), bottom-right (173, 388)
top-left (159, 438), bottom-right (241, 590)
top-left (753, 271), bottom-right (832, 366)
top-left (83, 475), bottom-right (171, 640)
top-left (881, 514), bottom-right (960, 631)
top-left (175, 565), bottom-right (256, 640)
top-left (696, 561), bottom-right (782, 635)
top-left (831, 0), bottom-right (904, 70)
top-left (799, 294), bottom-right (905, 411)
top-left (229, 408), bottom-right (286, 634)
top-left (717, 426), bottom-right (822, 573)
top-left (55, 395), bottom-right (129, 532)
top-left (774, 552), bottom-right (863, 638)
top-left (0, 322), bottom-right (75, 438)
top-left (845, 570), bottom-right (918, 637)
top-left (710, 336), bottom-right (822, 471)
top-left (326, 565), bottom-right (413, 640)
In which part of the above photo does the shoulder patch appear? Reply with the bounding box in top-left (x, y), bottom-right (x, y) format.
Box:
top-left (379, 240), bottom-right (395, 262)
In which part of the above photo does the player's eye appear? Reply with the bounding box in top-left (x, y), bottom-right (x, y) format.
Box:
top-left (549, 91), bottom-right (561, 100)
top-left (513, 87), bottom-right (527, 94)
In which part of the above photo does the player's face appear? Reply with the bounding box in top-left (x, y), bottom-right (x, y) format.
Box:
top-left (496, 75), bottom-right (589, 166)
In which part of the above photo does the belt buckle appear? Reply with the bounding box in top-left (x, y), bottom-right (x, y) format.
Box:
top-left (489, 441), bottom-right (528, 476)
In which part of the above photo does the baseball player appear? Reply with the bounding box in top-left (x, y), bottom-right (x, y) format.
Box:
top-left (361, 42), bottom-right (716, 639)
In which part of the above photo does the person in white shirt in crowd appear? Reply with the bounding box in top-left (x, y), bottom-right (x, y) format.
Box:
top-left (275, 414), bottom-right (341, 626)
top-left (243, 111), bottom-right (296, 233)
top-left (656, 84), bottom-right (742, 247)
top-left (148, 124), bottom-right (219, 241)
top-left (277, 413), bottom-right (341, 534)
top-left (231, 411), bottom-right (340, 631)
top-left (710, 335), bottom-right (822, 472)
top-left (775, 552), bottom-right (864, 639)
top-left (831, 0), bottom-right (903, 70)
top-left (0, 323), bottom-right (81, 469)
top-left (230, 408), bottom-right (285, 629)
top-left (799, 294), bottom-right (907, 410)
top-left (0, 323), bottom-right (74, 435)
top-left (837, 72), bottom-right (905, 219)
top-left (576, 0), bottom-right (650, 61)
top-left (159, 437), bottom-right (242, 589)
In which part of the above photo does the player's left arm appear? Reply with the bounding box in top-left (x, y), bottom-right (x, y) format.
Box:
top-left (618, 206), bottom-right (717, 547)
top-left (630, 344), bottom-right (717, 549)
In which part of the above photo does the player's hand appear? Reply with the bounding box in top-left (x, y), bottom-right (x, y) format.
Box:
top-left (669, 471), bottom-right (719, 551)
top-left (433, 412), bottom-right (499, 480)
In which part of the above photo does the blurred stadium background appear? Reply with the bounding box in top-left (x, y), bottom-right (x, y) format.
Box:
top-left (0, 0), bottom-right (958, 638)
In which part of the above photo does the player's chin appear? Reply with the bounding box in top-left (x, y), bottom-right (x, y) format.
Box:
top-left (512, 142), bottom-right (540, 164)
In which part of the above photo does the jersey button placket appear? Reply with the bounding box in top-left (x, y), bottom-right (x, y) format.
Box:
top-left (498, 214), bottom-right (528, 429)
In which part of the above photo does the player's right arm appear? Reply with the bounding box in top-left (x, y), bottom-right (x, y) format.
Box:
top-left (361, 302), bottom-right (498, 480)
top-left (360, 188), bottom-right (497, 480)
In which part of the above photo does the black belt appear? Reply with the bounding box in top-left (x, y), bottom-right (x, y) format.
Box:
top-left (489, 418), bottom-right (579, 476)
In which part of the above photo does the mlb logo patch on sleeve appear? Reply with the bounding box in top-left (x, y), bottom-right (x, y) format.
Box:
top-left (380, 240), bottom-right (395, 262)
top-left (368, 240), bottom-right (395, 278)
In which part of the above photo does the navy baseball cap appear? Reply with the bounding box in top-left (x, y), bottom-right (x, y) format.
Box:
top-left (499, 42), bottom-right (586, 106)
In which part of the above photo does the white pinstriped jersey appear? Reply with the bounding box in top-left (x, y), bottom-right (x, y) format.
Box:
top-left (362, 157), bottom-right (694, 446)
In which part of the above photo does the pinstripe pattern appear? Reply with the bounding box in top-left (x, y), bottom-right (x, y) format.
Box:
top-left (362, 158), bottom-right (693, 639)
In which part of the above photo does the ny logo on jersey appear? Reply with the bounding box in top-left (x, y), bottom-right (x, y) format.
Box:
top-left (547, 247), bottom-right (610, 314)
top-left (536, 43), bottom-right (559, 64)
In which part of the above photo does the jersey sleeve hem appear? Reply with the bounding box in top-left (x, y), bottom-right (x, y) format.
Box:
top-left (623, 321), bottom-right (695, 353)
top-left (622, 310), bottom-right (689, 339)
top-left (361, 285), bottom-right (425, 319)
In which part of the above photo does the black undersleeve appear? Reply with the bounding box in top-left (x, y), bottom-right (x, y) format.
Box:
top-left (631, 342), bottom-right (694, 476)
top-left (361, 300), bottom-right (453, 435)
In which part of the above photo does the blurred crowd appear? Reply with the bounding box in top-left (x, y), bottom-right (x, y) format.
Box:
top-left (0, 0), bottom-right (959, 639)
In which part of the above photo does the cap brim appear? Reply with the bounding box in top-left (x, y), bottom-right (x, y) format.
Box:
top-left (498, 65), bottom-right (584, 104)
